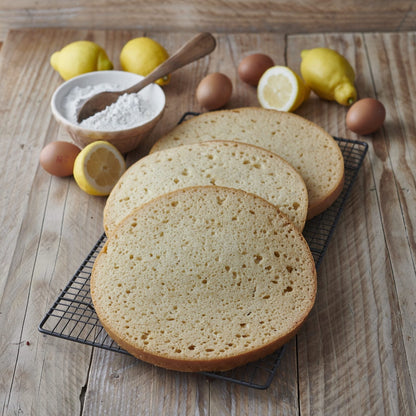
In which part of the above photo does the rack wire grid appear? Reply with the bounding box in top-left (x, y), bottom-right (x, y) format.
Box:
top-left (39, 113), bottom-right (368, 389)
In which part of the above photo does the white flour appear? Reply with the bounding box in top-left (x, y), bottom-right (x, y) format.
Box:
top-left (62, 83), bottom-right (159, 131)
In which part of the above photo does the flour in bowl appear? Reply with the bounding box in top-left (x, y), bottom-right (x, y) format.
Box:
top-left (63, 83), bottom-right (160, 131)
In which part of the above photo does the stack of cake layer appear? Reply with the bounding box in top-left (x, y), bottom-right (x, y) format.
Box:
top-left (91, 108), bottom-right (344, 372)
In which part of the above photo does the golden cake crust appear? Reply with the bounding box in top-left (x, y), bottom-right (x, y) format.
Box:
top-left (150, 108), bottom-right (344, 219)
top-left (91, 186), bottom-right (317, 372)
top-left (104, 140), bottom-right (308, 236)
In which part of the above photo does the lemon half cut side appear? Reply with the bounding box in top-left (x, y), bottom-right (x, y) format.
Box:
top-left (73, 141), bottom-right (126, 196)
top-left (257, 66), bottom-right (309, 112)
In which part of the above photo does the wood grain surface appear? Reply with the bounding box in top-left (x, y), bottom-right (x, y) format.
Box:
top-left (0, 28), bottom-right (415, 415)
top-left (0, 0), bottom-right (415, 42)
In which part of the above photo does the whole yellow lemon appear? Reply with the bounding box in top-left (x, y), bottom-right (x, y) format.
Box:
top-left (120, 37), bottom-right (170, 85)
top-left (50, 41), bottom-right (113, 81)
top-left (300, 47), bottom-right (356, 106)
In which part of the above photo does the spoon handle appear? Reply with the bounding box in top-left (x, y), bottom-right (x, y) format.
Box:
top-left (123, 32), bottom-right (216, 94)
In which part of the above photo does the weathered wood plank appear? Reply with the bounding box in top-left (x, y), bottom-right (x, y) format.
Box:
top-left (287, 31), bottom-right (416, 415)
top-left (363, 31), bottom-right (416, 397)
top-left (83, 348), bottom-right (210, 416)
top-left (0, 28), bottom-right (111, 416)
top-left (400, 1), bottom-right (416, 30)
top-left (209, 340), bottom-right (300, 416)
top-left (0, 0), bottom-right (415, 42)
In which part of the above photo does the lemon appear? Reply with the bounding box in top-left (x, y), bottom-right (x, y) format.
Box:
top-left (73, 141), bottom-right (126, 196)
top-left (50, 41), bottom-right (113, 81)
top-left (300, 47), bottom-right (357, 106)
top-left (257, 66), bottom-right (310, 112)
top-left (120, 37), bottom-right (170, 86)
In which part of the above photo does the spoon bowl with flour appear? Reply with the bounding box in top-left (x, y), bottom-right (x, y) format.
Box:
top-left (51, 70), bottom-right (166, 153)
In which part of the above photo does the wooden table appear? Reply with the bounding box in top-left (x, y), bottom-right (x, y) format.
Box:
top-left (1, 28), bottom-right (415, 415)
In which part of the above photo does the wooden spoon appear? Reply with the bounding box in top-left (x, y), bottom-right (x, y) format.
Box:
top-left (77, 32), bottom-right (216, 123)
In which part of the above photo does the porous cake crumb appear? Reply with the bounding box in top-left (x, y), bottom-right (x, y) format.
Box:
top-left (91, 186), bottom-right (317, 372)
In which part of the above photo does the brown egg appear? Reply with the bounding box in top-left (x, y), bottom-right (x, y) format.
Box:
top-left (346, 98), bottom-right (386, 135)
top-left (40, 141), bottom-right (81, 177)
top-left (196, 73), bottom-right (233, 110)
top-left (238, 53), bottom-right (274, 86)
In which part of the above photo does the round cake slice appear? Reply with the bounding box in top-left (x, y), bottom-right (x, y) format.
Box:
top-left (103, 140), bottom-right (308, 236)
top-left (91, 186), bottom-right (317, 372)
top-left (150, 107), bottom-right (345, 219)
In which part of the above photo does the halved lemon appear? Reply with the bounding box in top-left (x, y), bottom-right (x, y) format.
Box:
top-left (73, 141), bottom-right (126, 196)
top-left (257, 66), bottom-right (310, 112)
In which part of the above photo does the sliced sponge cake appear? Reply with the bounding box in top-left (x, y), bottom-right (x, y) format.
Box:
top-left (104, 140), bottom-right (308, 236)
top-left (150, 108), bottom-right (344, 219)
top-left (91, 186), bottom-right (317, 372)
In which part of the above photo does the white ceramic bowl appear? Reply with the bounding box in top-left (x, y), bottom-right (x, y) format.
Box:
top-left (51, 70), bottom-right (166, 154)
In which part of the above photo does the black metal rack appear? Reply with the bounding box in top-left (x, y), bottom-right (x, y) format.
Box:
top-left (39, 118), bottom-right (368, 390)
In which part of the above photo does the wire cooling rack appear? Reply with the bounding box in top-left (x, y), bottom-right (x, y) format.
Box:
top-left (39, 114), bottom-right (368, 389)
